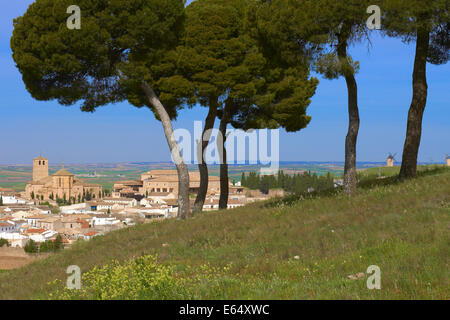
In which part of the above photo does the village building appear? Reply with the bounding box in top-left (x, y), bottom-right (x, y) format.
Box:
top-left (142, 170), bottom-right (222, 195)
top-left (93, 202), bottom-right (115, 212)
top-left (0, 232), bottom-right (28, 248)
top-left (81, 230), bottom-right (100, 240)
top-left (102, 197), bottom-right (138, 207)
top-left (0, 196), bottom-right (27, 205)
top-left (60, 202), bottom-right (93, 214)
top-left (140, 192), bottom-right (177, 206)
top-left (27, 229), bottom-right (58, 243)
top-left (112, 170), bottom-right (225, 199)
top-left (25, 228), bottom-right (47, 236)
top-left (0, 217), bottom-right (26, 232)
top-left (25, 156), bottom-right (103, 203)
top-left (26, 214), bottom-right (48, 227)
top-left (11, 210), bottom-right (35, 220)
top-left (38, 217), bottom-right (63, 231)
top-left (60, 216), bottom-right (87, 231)
top-left (2, 204), bottom-right (40, 214)
top-left (0, 221), bottom-right (15, 233)
top-left (111, 180), bottom-right (143, 198)
top-left (202, 197), bottom-right (247, 211)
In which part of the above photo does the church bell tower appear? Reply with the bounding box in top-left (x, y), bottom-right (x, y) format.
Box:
top-left (33, 155), bottom-right (49, 182)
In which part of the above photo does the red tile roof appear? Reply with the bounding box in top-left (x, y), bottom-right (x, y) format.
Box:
top-left (84, 231), bottom-right (99, 237)
top-left (0, 222), bottom-right (13, 227)
top-left (26, 228), bottom-right (46, 234)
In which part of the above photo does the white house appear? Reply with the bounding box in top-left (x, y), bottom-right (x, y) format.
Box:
top-left (202, 198), bottom-right (245, 211)
top-left (61, 202), bottom-right (91, 214)
top-left (0, 232), bottom-right (28, 248)
top-left (0, 221), bottom-right (15, 233)
top-left (92, 216), bottom-right (122, 226)
top-left (29, 230), bottom-right (58, 243)
top-left (80, 230), bottom-right (100, 240)
top-left (103, 197), bottom-right (138, 207)
top-left (26, 215), bottom-right (48, 227)
top-left (145, 192), bottom-right (177, 204)
top-left (137, 205), bottom-right (173, 219)
top-left (12, 210), bottom-right (35, 220)
top-left (227, 199), bottom-right (246, 209)
top-left (95, 202), bottom-right (115, 211)
top-left (1, 196), bottom-right (27, 205)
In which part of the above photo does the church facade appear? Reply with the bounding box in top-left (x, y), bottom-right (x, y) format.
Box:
top-left (25, 156), bottom-right (103, 203)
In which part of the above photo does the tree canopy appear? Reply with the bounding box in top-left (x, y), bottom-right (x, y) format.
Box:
top-left (11, 0), bottom-right (194, 218)
top-left (11, 0), bottom-right (191, 116)
top-left (164, 0), bottom-right (319, 210)
top-left (249, 0), bottom-right (377, 194)
top-left (382, 0), bottom-right (449, 65)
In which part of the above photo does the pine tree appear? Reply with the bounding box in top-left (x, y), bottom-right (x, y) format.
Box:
top-left (250, 0), bottom-right (376, 194)
top-left (381, 0), bottom-right (449, 179)
top-left (11, 0), bottom-right (191, 219)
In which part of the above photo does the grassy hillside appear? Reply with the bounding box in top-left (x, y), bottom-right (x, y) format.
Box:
top-left (0, 166), bottom-right (448, 299)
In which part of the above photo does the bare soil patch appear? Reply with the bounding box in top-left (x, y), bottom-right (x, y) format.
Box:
top-left (0, 247), bottom-right (48, 270)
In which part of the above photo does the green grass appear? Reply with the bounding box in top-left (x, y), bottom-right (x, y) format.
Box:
top-left (0, 166), bottom-right (448, 299)
top-left (357, 164), bottom-right (445, 179)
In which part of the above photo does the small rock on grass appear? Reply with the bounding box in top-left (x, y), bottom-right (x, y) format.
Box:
top-left (347, 272), bottom-right (365, 280)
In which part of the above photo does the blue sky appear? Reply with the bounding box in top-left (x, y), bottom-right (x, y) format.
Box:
top-left (0, 0), bottom-right (448, 165)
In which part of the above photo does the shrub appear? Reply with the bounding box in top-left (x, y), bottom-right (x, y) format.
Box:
top-left (54, 235), bottom-right (64, 251)
top-left (24, 239), bottom-right (38, 253)
top-left (39, 240), bottom-right (54, 253)
top-left (48, 255), bottom-right (192, 300)
top-left (0, 238), bottom-right (9, 247)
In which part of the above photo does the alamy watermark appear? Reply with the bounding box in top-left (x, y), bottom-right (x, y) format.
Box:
top-left (67, 5), bottom-right (81, 30)
top-left (66, 5), bottom-right (382, 31)
top-left (66, 265), bottom-right (81, 290)
top-left (366, 5), bottom-right (381, 30)
top-left (366, 265), bottom-right (381, 290)
top-left (172, 121), bottom-right (280, 174)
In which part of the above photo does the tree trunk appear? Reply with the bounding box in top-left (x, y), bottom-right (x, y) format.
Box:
top-left (218, 105), bottom-right (231, 210)
top-left (399, 29), bottom-right (430, 180)
top-left (338, 31), bottom-right (360, 195)
top-left (141, 82), bottom-right (190, 219)
top-left (193, 102), bottom-right (217, 213)
top-left (343, 73), bottom-right (360, 195)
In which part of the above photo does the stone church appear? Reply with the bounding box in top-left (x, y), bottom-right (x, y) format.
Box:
top-left (25, 156), bottom-right (103, 203)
